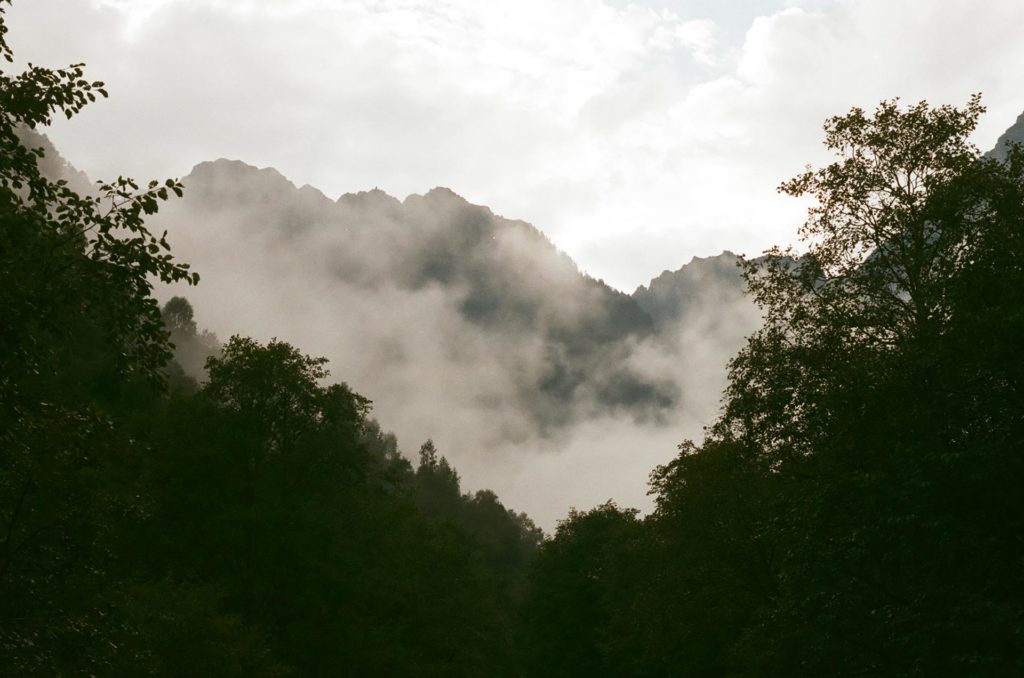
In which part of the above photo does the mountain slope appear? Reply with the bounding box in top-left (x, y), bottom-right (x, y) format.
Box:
top-left (988, 109), bottom-right (1024, 161)
top-left (14, 126), bottom-right (92, 195)
top-left (632, 251), bottom-right (748, 330)
top-left (160, 159), bottom-right (676, 438)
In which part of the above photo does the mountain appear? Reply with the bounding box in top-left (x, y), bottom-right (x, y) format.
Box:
top-left (146, 159), bottom-right (771, 524)
top-left (160, 159), bottom-right (682, 438)
top-left (632, 251), bottom-right (749, 329)
top-left (21, 134), bottom-right (741, 520)
top-left (14, 126), bottom-right (92, 195)
top-left (988, 109), bottom-right (1024, 161)
top-left (31, 106), bottom-right (1022, 524)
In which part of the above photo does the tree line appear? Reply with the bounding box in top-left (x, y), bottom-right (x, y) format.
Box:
top-left (0, 4), bottom-right (540, 671)
top-left (2, 0), bottom-right (1022, 673)
top-left (524, 94), bottom-right (1024, 676)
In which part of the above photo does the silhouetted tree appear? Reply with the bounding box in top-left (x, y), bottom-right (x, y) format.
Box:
top-left (642, 96), bottom-right (1024, 675)
top-left (0, 1), bottom-right (197, 670)
top-left (521, 502), bottom-right (641, 677)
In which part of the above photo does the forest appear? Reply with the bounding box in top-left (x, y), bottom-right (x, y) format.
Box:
top-left (2, 1), bottom-right (1023, 675)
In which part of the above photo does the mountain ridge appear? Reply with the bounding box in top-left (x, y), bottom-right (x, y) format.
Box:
top-left (988, 109), bottom-right (1024, 160)
top-left (25, 106), bottom-right (1023, 525)
top-left (166, 157), bottom-right (682, 438)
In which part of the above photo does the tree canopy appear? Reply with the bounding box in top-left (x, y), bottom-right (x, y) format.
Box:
top-left (518, 96), bottom-right (1024, 676)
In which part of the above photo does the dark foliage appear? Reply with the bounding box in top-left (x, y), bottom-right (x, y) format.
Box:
top-left (0, 6), bottom-right (540, 674)
top-left (5, 1), bottom-right (1024, 673)
top-left (520, 96), bottom-right (1024, 677)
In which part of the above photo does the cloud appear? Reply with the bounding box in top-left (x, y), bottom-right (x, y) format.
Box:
top-left (8, 0), bottom-right (1024, 291)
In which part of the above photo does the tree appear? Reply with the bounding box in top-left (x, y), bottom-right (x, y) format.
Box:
top-left (204, 336), bottom-right (345, 462)
top-left (159, 296), bottom-right (221, 393)
top-left (723, 95), bottom-right (1016, 465)
top-left (0, 0), bottom-right (200, 671)
top-left (520, 502), bottom-right (641, 678)
top-left (414, 438), bottom-right (463, 518)
top-left (639, 96), bottom-right (1024, 675)
top-left (766, 95), bottom-right (985, 338)
top-left (0, 5), bottom-right (548, 673)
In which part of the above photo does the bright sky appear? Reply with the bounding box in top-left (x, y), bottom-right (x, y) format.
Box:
top-left (9, 0), bottom-right (1024, 290)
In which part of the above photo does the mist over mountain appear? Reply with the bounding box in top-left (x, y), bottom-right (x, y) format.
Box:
top-left (144, 158), bottom-right (760, 525)
top-left (174, 158), bottom-right (680, 421)
top-left (633, 251), bottom-right (752, 328)
top-left (29, 105), bottom-right (1021, 526)
top-left (14, 126), bottom-right (92, 195)
top-left (9, 8), bottom-right (1024, 666)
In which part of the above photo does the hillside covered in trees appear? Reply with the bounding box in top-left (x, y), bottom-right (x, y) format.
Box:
top-left (2, 1), bottom-right (1023, 675)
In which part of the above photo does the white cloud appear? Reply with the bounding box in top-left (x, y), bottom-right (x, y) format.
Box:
top-left (10, 0), bottom-right (1023, 293)
top-left (9, 0), bottom-right (1024, 290)
top-left (672, 18), bottom-right (719, 65)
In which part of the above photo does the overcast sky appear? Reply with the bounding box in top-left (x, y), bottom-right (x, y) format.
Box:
top-left (9, 0), bottom-right (1024, 290)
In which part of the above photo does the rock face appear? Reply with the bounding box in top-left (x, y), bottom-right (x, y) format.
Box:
top-left (632, 252), bottom-right (748, 329)
top-left (987, 110), bottom-right (1024, 161)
